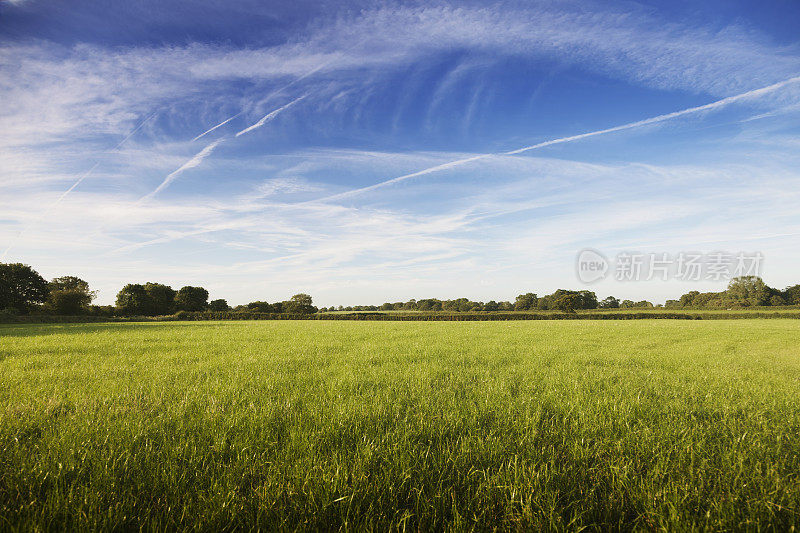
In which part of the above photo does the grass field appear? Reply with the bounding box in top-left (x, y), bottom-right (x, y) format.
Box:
top-left (2, 320), bottom-right (800, 530)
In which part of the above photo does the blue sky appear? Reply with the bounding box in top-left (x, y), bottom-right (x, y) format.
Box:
top-left (1, 0), bottom-right (800, 306)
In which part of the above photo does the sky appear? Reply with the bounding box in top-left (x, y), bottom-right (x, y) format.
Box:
top-left (1, 0), bottom-right (800, 306)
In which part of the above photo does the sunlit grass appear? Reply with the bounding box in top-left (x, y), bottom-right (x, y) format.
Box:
top-left (1, 320), bottom-right (799, 530)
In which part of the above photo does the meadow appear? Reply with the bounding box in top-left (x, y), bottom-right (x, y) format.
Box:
top-left (1, 320), bottom-right (799, 530)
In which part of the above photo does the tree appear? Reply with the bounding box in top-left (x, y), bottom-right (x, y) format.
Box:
top-left (175, 286), bottom-right (209, 312)
top-left (598, 296), bottom-right (620, 309)
top-left (47, 276), bottom-right (95, 315)
top-left (783, 285), bottom-right (800, 305)
top-left (49, 276), bottom-right (91, 293)
top-left (115, 284), bottom-right (150, 315)
top-left (553, 293), bottom-right (580, 313)
top-left (0, 263), bottom-right (49, 313)
top-left (144, 282), bottom-right (176, 315)
top-left (246, 301), bottom-right (272, 313)
top-left (726, 276), bottom-right (773, 307)
top-left (543, 289), bottom-right (597, 310)
top-left (770, 295), bottom-right (787, 307)
top-left (679, 291), bottom-right (700, 307)
top-left (576, 290), bottom-right (598, 309)
top-left (283, 293), bottom-right (316, 314)
top-left (208, 299), bottom-right (230, 311)
top-left (514, 292), bottom-right (538, 311)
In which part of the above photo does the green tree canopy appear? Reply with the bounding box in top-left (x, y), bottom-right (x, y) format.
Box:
top-left (0, 263), bottom-right (49, 313)
top-left (598, 296), bottom-right (620, 309)
top-left (47, 276), bottom-right (95, 315)
top-left (726, 276), bottom-right (774, 307)
top-left (144, 282), bottom-right (176, 315)
top-left (209, 299), bottom-right (230, 311)
top-left (784, 285), bottom-right (800, 305)
top-left (514, 293), bottom-right (538, 311)
top-left (175, 286), bottom-right (209, 312)
top-left (284, 293), bottom-right (316, 314)
top-left (553, 293), bottom-right (580, 312)
top-left (115, 284), bottom-right (150, 315)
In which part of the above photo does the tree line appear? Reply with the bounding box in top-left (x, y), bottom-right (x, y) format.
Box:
top-left (2, 262), bottom-right (798, 318)
top-left (320, 277), bottom-right (800, 312)
top-left (0, 263), bottom-right (317, 317)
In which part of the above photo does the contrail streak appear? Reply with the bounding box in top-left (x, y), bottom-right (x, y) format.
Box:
top-left (236, 95), bottom-right (307, 137)
top-left (140, 95), bottom-right (308, 201)
top-left (315, 75), bottom-right (800, 203)
top-left (1, 112), bottom-right (156, 260)
top-left (191, 55), bottom-right (330, 143)
top-left (192, 113), bottom-right (240, 142)
top-left (141, 139), bottom-right (225, 200)
top-left (52, 113), bottom-right (157, 208)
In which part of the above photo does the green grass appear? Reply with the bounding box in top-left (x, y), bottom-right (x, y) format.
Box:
top-left (1, 320), bottom-right (800, 530)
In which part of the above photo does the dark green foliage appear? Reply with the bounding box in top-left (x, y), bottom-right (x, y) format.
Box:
top-left (115, 284), bottom-right (151, 315)
top-left (208, 299), bottom-right (229, 311)
top-left (48, 275), bottom-right (91, 293)
top-left (46, 276), bottom-right (95, 315)
top-left (115, 282), bottom-right (176, 316)
top-left (90, 305), bottom-right (116, 317)
top-left (537, 289), bottom-right (597, 310)
top-left (725, 276), bottom-right (773, 306)
top-left (675, 277), bottom-right (787, 309)
top-left (552, 292), bottom-right (580, 312)
top-left (282, 293), bottom-right (317, 314)
top-left (770, 294), bottom-right (787, 306)
top-left (246, 301), bottom-right (272, 313)
top-left (417, 299), bottom-right (442, 311)
top-left (0, 263), bottom-right (49, 313)
top-left (514, 292), bottom-right (538, 310)
top-left (620, 299), bottom-right (655, 309)
top-left (144, 282), bottom-right (177, 315)
top-left (175, 286), bottom-right (209, 312)
top-left (443, 298), bottom-right (482, 312)
top-left (598, 296), bottom-right (620, 309)
top-left (785, 285), bottom-right (800, 305)
top-left (47, 290), bottom-right (90, 315)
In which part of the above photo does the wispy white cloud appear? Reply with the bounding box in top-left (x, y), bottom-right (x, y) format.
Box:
top-left (3, 3), bottom-right (800, 306)
top-left (2, 3), bottom-right (798, 152)
top-left (5, 147), bottom-right (790, 304)
top-left (190, 5), bottom-right (800, 95)
top-left (315, 75), bottom-right (800, 202)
